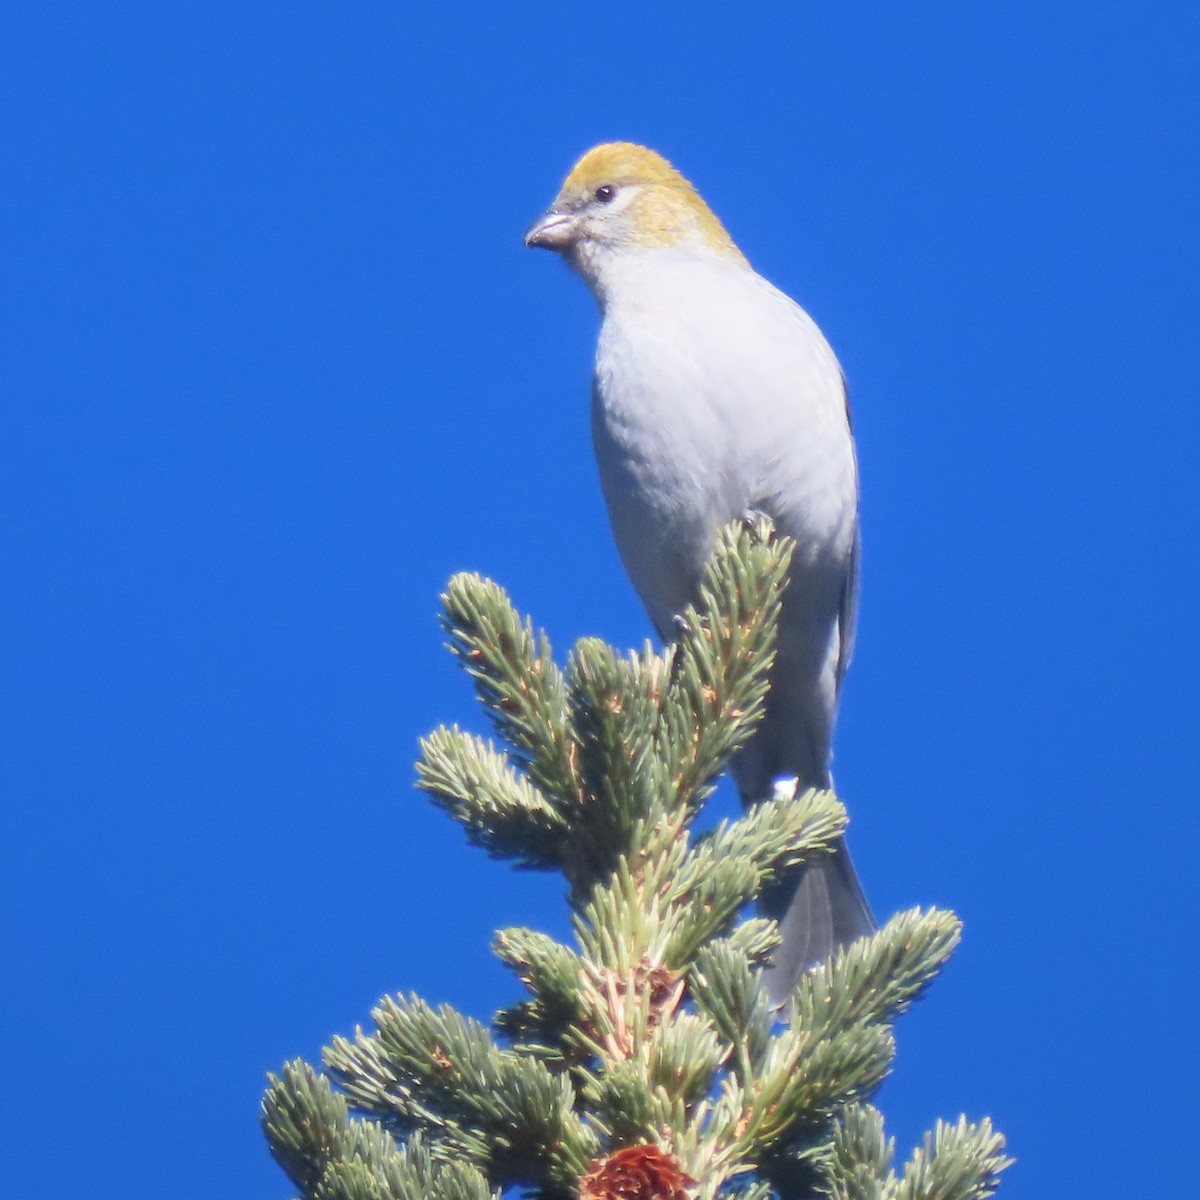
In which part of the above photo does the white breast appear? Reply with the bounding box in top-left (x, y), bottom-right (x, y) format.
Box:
top-left (590, 249), bottom-right (857, 639)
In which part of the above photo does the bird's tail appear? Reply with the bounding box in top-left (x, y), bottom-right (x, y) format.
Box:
top-left (758, 836), bottom-right (876, 1007)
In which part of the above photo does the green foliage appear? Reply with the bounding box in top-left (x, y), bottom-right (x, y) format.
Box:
top-left (819, 1107), bottom-right (1011, 1200)
top-left (263, 520), bottom-right (1010, 1200)
top-left (822, 1105), bottom-right (894, 1200)
top-left (262, 1062), bottom-right (494, 1200)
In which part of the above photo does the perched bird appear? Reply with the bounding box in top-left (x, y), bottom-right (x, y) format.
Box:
top-left (525, 142), bottom-right (873, 1002)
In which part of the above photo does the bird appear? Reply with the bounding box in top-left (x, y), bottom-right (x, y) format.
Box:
top-left (524, 142), bottom-right (874, 1003)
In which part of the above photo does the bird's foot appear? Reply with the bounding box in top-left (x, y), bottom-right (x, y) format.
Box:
top-left (739, 509), bottom-right (777, 543)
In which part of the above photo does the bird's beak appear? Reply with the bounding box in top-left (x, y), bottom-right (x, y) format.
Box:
top-left (525, 208), bottom-right (578, 251)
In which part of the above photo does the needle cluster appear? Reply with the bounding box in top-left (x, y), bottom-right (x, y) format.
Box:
top-left (262, 519), bottom-right (1009, 1200)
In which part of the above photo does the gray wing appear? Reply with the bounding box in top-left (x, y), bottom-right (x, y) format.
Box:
top-left (835, 377), bottom-right (860, 691)
top-left (835, 525), bottom-right (859, 692)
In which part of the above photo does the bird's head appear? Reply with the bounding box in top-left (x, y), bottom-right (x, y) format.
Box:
top-left (525, 143), bottom-right (746, 282)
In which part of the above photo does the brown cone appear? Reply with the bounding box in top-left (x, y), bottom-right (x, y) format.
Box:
top-left (578, 1144), bottom-right (695, 1200)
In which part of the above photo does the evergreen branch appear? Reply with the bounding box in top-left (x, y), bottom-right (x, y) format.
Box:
top-left (821, 1104), bottom-right (897, 1200)
top-left (585, 1056), bottom-right (677, 1144)
top-left (664, 787), bottom-right (846, 961)
top-left (266, 523), bottom-right (1009, 1200)
top-left (743, 1023), bottom-right (895, 1147)
top-left (490, 1000), bottom-right (550, 1056)
top-left (313, 1142), bottom-right (495, 1200)
top-left (724, 917), bottom-right (782, 966)
top-left (262, 1062), bottom-right (494, 1200)
top-left (573, 858), bottom-right (675, 977)
top-left (646, 1011), bottom-right (728, 1109)
top-left (575, 1014), bottom-right (720, 1147)
top-left (727, 1183), bottom-right (774, 1200)
top-left (417, 727), bottom-right (567, 868)
top-left (689, 939), bottom-right (773, 1086)
top-left (492, 927), bottom-right (585, 1053)
top-left (682, 786), bottom-right (846, 891)
top-left (659, 517), bottom-right (792, 810)
top-left (493, 926), bottom-right (584, 1012)
top-left (564, 638), bottom-right (667, 880)
top-left (263, 1060), bottom-right (373, 1195)
top-left (893, 1117), bottom-right (1012, 1200)
top-left (791, 909), bottom-right (962, 1035)
top-left (440, 574), bottom-right (579, 804)
top-left (323, 995), bottom-right (596, 1192)
top-left (322, 1026), bottom-right (443, 1144)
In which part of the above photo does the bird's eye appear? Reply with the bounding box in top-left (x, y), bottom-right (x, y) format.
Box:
top-left (594, 185), bottom-right (616, 204)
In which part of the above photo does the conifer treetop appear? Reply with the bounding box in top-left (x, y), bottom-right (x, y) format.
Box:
top-left (263, 518), bottom-right (1010, 1200)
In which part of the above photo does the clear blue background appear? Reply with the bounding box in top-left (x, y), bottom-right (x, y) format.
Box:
top-left (3, 4), bottom-right (1197, 1196)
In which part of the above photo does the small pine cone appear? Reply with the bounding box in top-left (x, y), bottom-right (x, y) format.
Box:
top-left (578, 1144), bottom-right (695, 1200)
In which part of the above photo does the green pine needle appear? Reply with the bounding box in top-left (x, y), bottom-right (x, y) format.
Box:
top-left (263, 519), bottom-right (1009, 1200)
top-left (822, 1104), bottom-right (897, 1200)
top-left (894, 1117), bottom-right (1013, 1200)
top-left (440, 574), bottom-right (578, 806)
top-left (791, 909), bottom-right (962, 1036)
top-left (417, 726), bottom-right (567, 868)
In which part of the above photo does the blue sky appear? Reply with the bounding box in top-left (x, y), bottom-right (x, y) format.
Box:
top-left (3, 4), bottom-right (1198, 1197)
